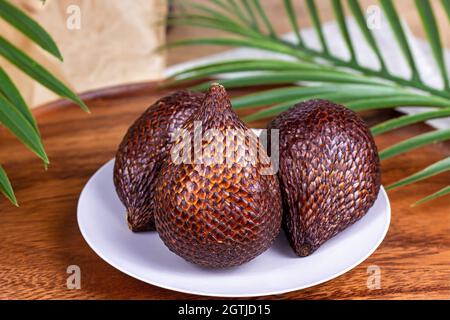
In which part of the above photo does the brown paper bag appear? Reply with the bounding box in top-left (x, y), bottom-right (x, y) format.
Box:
top-left (1, 0), bottom-right (167, 108)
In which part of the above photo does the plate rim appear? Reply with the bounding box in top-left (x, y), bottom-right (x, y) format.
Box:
top-left (77, 158), bottom-right (391, 298)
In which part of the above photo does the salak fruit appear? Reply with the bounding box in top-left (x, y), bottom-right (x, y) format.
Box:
top-left (114, 91), bottom-right (205, 231)
top-left (154, 84), bottom-right (282, 268)
top-left (268, 99), bottom-right (380, 256)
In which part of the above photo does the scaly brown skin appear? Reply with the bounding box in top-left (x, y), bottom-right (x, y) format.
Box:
top-left (268, 99), bottom-right (381, 257)
top-left (154, 84), bottom-right (282, 268)
top-left (113, 91), bottom-right (205, 232)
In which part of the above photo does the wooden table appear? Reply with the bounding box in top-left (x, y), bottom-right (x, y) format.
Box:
top-left (0, 82), bottom-right (449, 299)
top-left (0, 1), bottom-right (449, 299)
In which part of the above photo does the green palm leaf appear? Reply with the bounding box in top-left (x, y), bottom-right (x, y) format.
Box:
top-left (387, 157), bottom-right (450, 190)
top-left (441, 0), bottom-right (450, 21)
top-left (210, 0), bottom-right (235, 14)
top-left (283, 0), bottom-right (303, 45)
top-left (0, 0), bottom-right (62, 60)
top-left (168, 14), bottom-right (265, 39)
top-left (331, 0), bottom-right (356, 62)
top-left (169, 0), bottom-right (450, 204)
top-left (0, 165), bottom-right (17, 207)
top-left (232, 86), bottom-right (338, 109)
top-left (372, 109), bottom-right (450, 136)
top-left (167, 59), bottom-right (326, 82)
top-left (251, 0), bottom-right (276, 37)
top-left (165, 37), bottom-right (312, 61)
top-left (244, 93), bottom-right (449, 122)
top-left (0, 66), bottom-right (38, 133)
top-left (380, 0), bottom-right (420, 80)
top-left (413, 186), bottom-right (450, 206)
top-left (348, 0), bottom-right (387, 70)
top-left (346, 96), bottom-right (450, 111)
top-left (232, 84), bottom-right (426, 109)
top-left (224, 0), bottom-right (251, 26)
top-left (178, 1), bottom-right (231, 21)
top-left (242, 91), bottom-right (368, 122)
top-left (191, 70), bottom-right (390, 90)
top-left (241, 0), bottom-right (259, 31)
top-left (0, 94), bottom-right (48, 164)
top-left (0, 3), bottom-right (88, 205)
top-left (306, 0), bottom-right (329, 54)
top-left (0, 36), bottom-right (89, 112)
top-left (415, 0), bottom-right (449, 88)
top-left (379, 129), bottom-right (450, 160)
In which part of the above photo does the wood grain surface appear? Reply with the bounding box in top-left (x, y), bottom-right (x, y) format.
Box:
top-left (0, 0), bottom-right (449, 300)
top-left (0, 82), bottom-right (449, 300)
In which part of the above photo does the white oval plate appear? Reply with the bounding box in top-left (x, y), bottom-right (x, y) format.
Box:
top-left (78, 159), bottom-right (390, 297)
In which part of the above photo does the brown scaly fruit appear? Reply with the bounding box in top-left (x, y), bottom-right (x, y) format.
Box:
top-left (154, 84), bottom-right (282, 268)
top-left (268, 99), bottom-right (381, 257)
top-left (114, 91), bottom-right (205, 232)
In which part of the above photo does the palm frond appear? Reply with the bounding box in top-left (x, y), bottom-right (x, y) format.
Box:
top-left (0, 3), bottom-right (88, 205)
top-left (442, 0), bottom-right (450, 20)
top-left (0, 67), bottom-right (38, 133)
top-left (168, 0), bottom-right (450, 205)
top-left (0, 0), bottom-right (62, 60)
top-left (190, 70), bottom-right (391, 90)
top-left (413, 185), bottom-right (450, 206)
top-left (166, 37), bottom-right (312, 60)
top-left (241, 0), bottom-right (259, 31)
top-left (415, 0), bottom-right (449, 89)
top-left (306, 0), bottom-right (329, 54)
top-left (0, 94), bottom-right (48, 165)
top-left (0, 36), bottom-right (88, 112)
top-left (387, 157), bottom-right (450, 190)
top-left (0, 165), bottom-right (17, 207)
top-left (252, 0), bottom-right (276, 37)
top-left (346, 96), bottom-right (450, 111)
top-left (380, 0), bottom-right (420, 81)
top-left (224, 0), bottom-right (252, 27)
top-left (233, 86), bottom-right (339, 109)
top-left (331, 0), bottom-right (356, 63)
top-left (347, 0), bottom-right (387, 71)
top-left (166, 59), bottom-right (326, 81)
top-left (379, 129), bottom-right (450, 160)
top-left (371, 109), bottom-right (450, 136)
top-left (168, 14), bottom-right (265, 39)
top-left (246, 94), bottom-right (450, 122)
top-left (284, 0), bottom-right (303, 45)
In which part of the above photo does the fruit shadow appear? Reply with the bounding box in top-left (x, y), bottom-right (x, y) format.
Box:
top-left (270, 231), bottom-right (299, 258)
